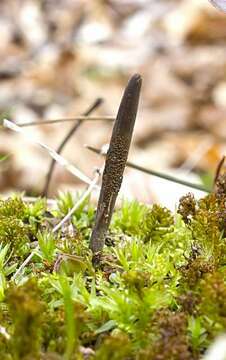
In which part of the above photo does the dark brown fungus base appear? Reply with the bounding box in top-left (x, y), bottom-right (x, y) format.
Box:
top-left (90, 74), bottom-right (142, 254)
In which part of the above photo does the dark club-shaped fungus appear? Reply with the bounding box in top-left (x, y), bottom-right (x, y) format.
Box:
top-left (90, 74), bottom-right (142, 253)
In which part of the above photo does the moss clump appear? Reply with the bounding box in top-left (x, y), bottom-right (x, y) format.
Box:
top-left (143, 204), bottom-right (174, 243)
top-left (198, 271), bottom-right (226, 334)
top-left (179, 255), bottom-right (216, 288)
top-left (94, 332), bottom-right (132, 360)
top-left (178, 193), bottom-right (196, 224)
top-left (0, 197), bottom-right (31, 259)
top-left (178, 176), bottom-right (226, 266)
top-left (0, 215), bottom-right (30, 254)
top-left (112, 200), bottom-right (148, 237)
top-left (0, 197), bottom-right (26, 219)
top-left (0, 189), bottom-right (225, 359)
top-left (6, 279), bottom-right (45, 359)
top-left (137, 310), bottom-right (192, 360)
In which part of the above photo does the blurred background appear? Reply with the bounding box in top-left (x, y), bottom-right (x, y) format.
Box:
top-left (0, 0), bottom-right (226, 208)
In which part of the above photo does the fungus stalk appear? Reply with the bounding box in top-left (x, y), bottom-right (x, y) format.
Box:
top-left (90, 74), bottom-right (142, 253)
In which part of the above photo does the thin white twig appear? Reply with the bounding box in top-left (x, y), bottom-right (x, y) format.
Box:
top-left (0, 325), bottom-right (10, 340)
top-left (12, 168), bottom-right (102, 282)
top-left (179, 138), bottom-right (214, 175)
top-left (203, 334), bottom-right (226, 360)
top-left (3, 119), bottom-right (98, 188)
top-left (17, 116), bottom-right (114, 127)
top-left (52, 169), bottom-right (101, 233)
top-left (12, 251), bottom-right (36, 281)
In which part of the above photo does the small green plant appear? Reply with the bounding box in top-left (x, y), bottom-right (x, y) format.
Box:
top-left (55, 191), bottom-right (95, 237)
top-left (24, 198), bottom-right (47, 230)
top-left (37, 230), bottom-right (56, 263)
top-left (58, 275), bottom-right (78, 360)
top-left (0, 244), bottom-right (9, 301)
top-left (0, 196), bottom-right (26, 219)
top-left (112, 200), bottom-right (148, 237)
top-left (56, 192), bottom-right (75, 216)
top-left (188, 316), bottom-right (207, 352)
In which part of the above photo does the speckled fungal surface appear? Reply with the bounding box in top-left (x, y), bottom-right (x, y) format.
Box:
top-left (90, 74), bottom-right (142, 253)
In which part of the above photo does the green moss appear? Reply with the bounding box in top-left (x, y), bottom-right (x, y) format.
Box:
top-left (198, 271), bottom-right (226, 334)
top-left (143, 204), bottom-right (174, 243)
top-left (6, 279), bottom-right (45, 359)
top-left (137, 310), bottom-right (193, 360)
top-left (0, 196), bottom-right (26, 219)
top-left (0, 190), bottom-right (225, 359)
top-left (112, 200), bottom-right (148, 237)
top-left (94, 332), bottom-right (132, 360)
top-left (178, 193), bottom-right (196, 224)
top-left (0, 197), bottom-right (32, 259)
top-left (0, 216), bottom-right (30, 254)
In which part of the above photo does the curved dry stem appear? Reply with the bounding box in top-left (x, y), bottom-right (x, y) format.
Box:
top-left (86, 145), bottom-right (210, 193)
top-left (42, 98), bottom-right (103, 197)
top-left (214, 155), bottom-right (225, 189)
top-left (17, 116), bottom-right (114, 127)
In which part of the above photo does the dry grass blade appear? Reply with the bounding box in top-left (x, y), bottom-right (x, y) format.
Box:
top-left (3, 119), bottom-right (97, 187)
top-left (214, 155), bottom-right (225, 188)
top-left (203, 334), bottom-right (226, 360)
top-left (42, 98), bottom-right (103, 197)
top-left (209, 0), bottom-right (226, 12)
top-left (179, 138), bottom-right (214, 174)
top-left (0, 326), bottom-right (10, 340)
top-left (52, 168), bottom-right (101, 233)
top-left (90, 74), bottom-right (142, 254)
top-left (16, 116), bottom-right (114, 127)
top-left (86, 145), bottom-right (210, 193)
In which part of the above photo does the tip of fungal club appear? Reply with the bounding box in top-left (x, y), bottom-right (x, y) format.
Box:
top-left (130, 73), bottom-right (142, 84)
